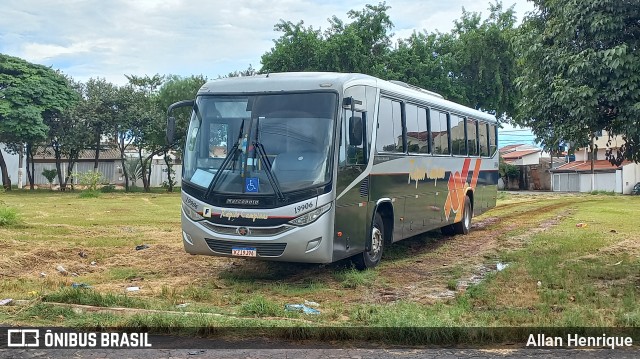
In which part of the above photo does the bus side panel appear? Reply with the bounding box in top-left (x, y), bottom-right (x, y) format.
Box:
top-left (334, 173), bottom-right (370, 261)
top-left (368, 168), bottom-right (407, 241)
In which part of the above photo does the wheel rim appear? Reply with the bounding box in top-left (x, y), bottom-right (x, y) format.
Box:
top-left (464, 203), bottom-right (471, 229)
top-left (370, 226), bottom-right (382, 259)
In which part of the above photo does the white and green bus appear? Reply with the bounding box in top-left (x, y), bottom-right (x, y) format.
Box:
top-left (167, 72), bottom-right (498, 269)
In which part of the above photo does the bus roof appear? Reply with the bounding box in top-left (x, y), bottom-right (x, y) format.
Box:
top-left (198, 72), bottom-right (497, 123)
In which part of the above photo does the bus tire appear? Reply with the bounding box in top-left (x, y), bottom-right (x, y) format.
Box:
top-left (353, 213), bottom-right (384, 270)
top-left (453, 195), bottom-right (472, 235)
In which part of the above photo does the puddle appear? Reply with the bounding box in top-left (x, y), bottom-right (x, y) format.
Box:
top-left (428, 262), bottom-right (511, 298)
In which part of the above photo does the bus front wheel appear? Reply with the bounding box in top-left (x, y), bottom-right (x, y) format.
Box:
top-left (353, 213), bottom-right (384, 270)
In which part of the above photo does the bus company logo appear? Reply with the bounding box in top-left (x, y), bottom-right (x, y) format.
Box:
top-left (236, 227), bottom-right (250, 236)
top-left (226, 199), bottom-right (260, 206)
top-left (444, 158), bottom-right (482, 222)
top-left (7, 329), bottom-right (40, 347)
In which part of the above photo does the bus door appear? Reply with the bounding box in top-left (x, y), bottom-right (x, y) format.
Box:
top-left (334, 86), bottom-right (374, 261)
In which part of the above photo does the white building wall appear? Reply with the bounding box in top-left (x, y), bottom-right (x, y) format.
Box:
top-left (615, 169), bottom-right (623, 193)
top-left (579, 173), bottom-right (616, 192)
top-left (0, 146), bottom-right (25, 186)
top-left (622, 163), bottom-right (639, 194)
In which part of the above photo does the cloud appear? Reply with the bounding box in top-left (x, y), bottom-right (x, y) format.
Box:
top-left (0, 0), bottom-right (534, 85)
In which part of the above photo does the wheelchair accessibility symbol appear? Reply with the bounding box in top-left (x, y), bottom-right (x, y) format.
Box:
top-left (245, 177), bottom-right (259, 193)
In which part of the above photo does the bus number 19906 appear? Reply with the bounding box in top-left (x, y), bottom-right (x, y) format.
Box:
top-left (295, 202), bottom-right (314, 214)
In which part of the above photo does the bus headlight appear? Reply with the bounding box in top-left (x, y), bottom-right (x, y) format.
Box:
top-left (182, 203), bottom-right (205, 221)
top-left (289, 203), bottom-right (332, 226)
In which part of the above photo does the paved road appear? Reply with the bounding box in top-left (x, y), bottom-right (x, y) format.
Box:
top-left (1, 347), bottom-right (638, 359)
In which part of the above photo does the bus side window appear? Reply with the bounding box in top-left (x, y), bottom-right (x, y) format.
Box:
top-left (450, 114), bottom-right (465, 156)
top-left (466, 118), bottom-right (479, 156)
top-left (430, 109), bottom-right (449, 155)
top-left (479, 122), bottom-right (489, 157)
top-left (405, 103), bottom-right (420, 154)
top-left (376, 97), bottom-right (404, 153)
top-left (488, 124), bottom-right (497, 156)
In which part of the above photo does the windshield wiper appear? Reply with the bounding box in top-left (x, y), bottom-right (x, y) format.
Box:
top-left (253, 117), bottom-right (285, 202)
top-left (205, 119), bottom-right (245, 198)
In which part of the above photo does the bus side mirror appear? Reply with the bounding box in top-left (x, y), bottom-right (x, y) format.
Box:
top-left (349, 116), bottom-right (363, 146)
top-left (166, 116), bottom-right (176, 145)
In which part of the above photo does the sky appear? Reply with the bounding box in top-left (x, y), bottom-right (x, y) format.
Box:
top-left (0, 0), bottom-right (537, 147)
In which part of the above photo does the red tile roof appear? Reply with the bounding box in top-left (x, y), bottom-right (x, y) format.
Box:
top-left (552, 160), bottom-right (630, 173)
top-left (499, 144), bottom-right (522, 153)
top-left (501, 149), bottom-right (540, 160)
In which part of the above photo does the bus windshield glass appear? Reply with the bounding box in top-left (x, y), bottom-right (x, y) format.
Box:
top-left (182, 92), bottom-right (337, 196)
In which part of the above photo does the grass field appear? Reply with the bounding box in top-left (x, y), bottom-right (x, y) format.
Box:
top-left (1, 190), bottom-right (639, 344)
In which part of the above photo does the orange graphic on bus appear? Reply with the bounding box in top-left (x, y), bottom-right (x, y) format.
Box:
top-left (444, 158), bottom-right (482, 222)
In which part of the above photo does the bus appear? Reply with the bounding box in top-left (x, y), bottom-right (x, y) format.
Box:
top-left (166, 72), bottom-right (498, 269)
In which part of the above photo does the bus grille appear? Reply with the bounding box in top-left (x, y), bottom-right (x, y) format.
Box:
top-left (202, 222), bottom-right (293, 237)
top-left (204, 239), bottom-right (287, 257)
top-left (359, 177), bottom-right (369, 198)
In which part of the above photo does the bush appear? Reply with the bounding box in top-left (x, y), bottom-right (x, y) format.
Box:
top-left (76, 171), bottom-right (104, 191)
top-left (0, 206), bottom-right (19, 226)
top-left (100, 184), bottom-right (116, 193)
top-left (79, 190), bottom-right (101, 199)
top-left (41, 169), bottom-right (58, 190)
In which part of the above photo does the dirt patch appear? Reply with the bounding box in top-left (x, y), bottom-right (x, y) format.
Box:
top-left (374, 200), bottom-right (577, 304)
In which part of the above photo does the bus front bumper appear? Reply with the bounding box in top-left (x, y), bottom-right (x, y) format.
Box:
top-left (180, 209), bottom-right (335, 264)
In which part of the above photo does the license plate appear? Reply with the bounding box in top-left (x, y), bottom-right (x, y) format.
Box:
top-left (231, 248), bottom-right (257, 257)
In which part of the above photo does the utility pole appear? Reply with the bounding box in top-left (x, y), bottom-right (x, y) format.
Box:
top-left (18, 144), bottom-right (24, 189)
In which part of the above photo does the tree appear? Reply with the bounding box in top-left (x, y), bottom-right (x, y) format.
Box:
top-left (449, 2), bottom-right (519, 118)
top-left (112, 85), bottom-right (142, 192)
top-left (0, 54), bottom-right (77, 190)
top-left (514, 0), bottom-right (640, 164)
top-left (83, 78), bottom-right (118, 172)
top-left (260, 2), bottom-right (393, 75)
top-left (155, 74), bottom-right (207, 192)
top-left (45, 77), bottom-right (87, 191)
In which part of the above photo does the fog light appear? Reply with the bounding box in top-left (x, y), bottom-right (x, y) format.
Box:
top-left (305, 238), bottom-right (321, 252)
top-left (182, 231), bottom-right (193, 245)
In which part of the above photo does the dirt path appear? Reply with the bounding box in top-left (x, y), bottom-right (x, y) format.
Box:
top-left (371, 198), bottom-right (581, 304)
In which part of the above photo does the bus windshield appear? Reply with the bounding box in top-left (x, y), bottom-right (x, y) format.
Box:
top-left (182, 92), bottom-right (337, 197)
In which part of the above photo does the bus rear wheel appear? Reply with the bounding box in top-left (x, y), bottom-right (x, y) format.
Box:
top-left (353, 213), bottom-right (384, 270)
top-left (453, 195), bottom-right (472, 235)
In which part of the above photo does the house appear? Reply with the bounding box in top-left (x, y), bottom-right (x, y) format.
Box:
top-left (500, 144), bottom-right (554, 190)
top-left (31, 146), bottom-right (123, 187)
top-left (550, 131), bottom-right (640, 194)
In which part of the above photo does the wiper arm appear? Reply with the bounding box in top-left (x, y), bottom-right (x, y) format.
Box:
top-left (205, 119), bottom-right (245, 198)
top-left (253, 116), bottom-right (285, 202)
top-left (254, 141), bottom-right (284, 202)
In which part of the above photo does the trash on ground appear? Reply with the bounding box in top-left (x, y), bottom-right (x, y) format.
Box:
top-left (135, 244), bottom-right (150, 251)
top-left (126, 286), bottom-right (140, 292)
top-left (610, 229), bottom-right (617, 233)
top-left (496, 262), bottom-right (509, 271)
top-left (40, 272), bottom-right (47, 277)
top-left (575, 222), bottom-right (588, 228)
top-left (0, 298), bottom-right (13, 306)
top-left (90, 261), bottom-right (97, 266)
top-left (537, 281), bottom-right (542, 287)
top-left (71, 272), bottom-right (79, 277)
top-left (71, 283), bottom-right (92, 289)
top-left (176, 303), bottom-right (190, 308)
top-left (612, 261), bottom-right (622, 266)
top-left (56, 265), bottom-right (68, 275)
top-left (284, 304), bottom-right (320, 315)
top-left (304, 300), bottom-right (320, 307)
top-left (78, 251), bottom-right (88, 258)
